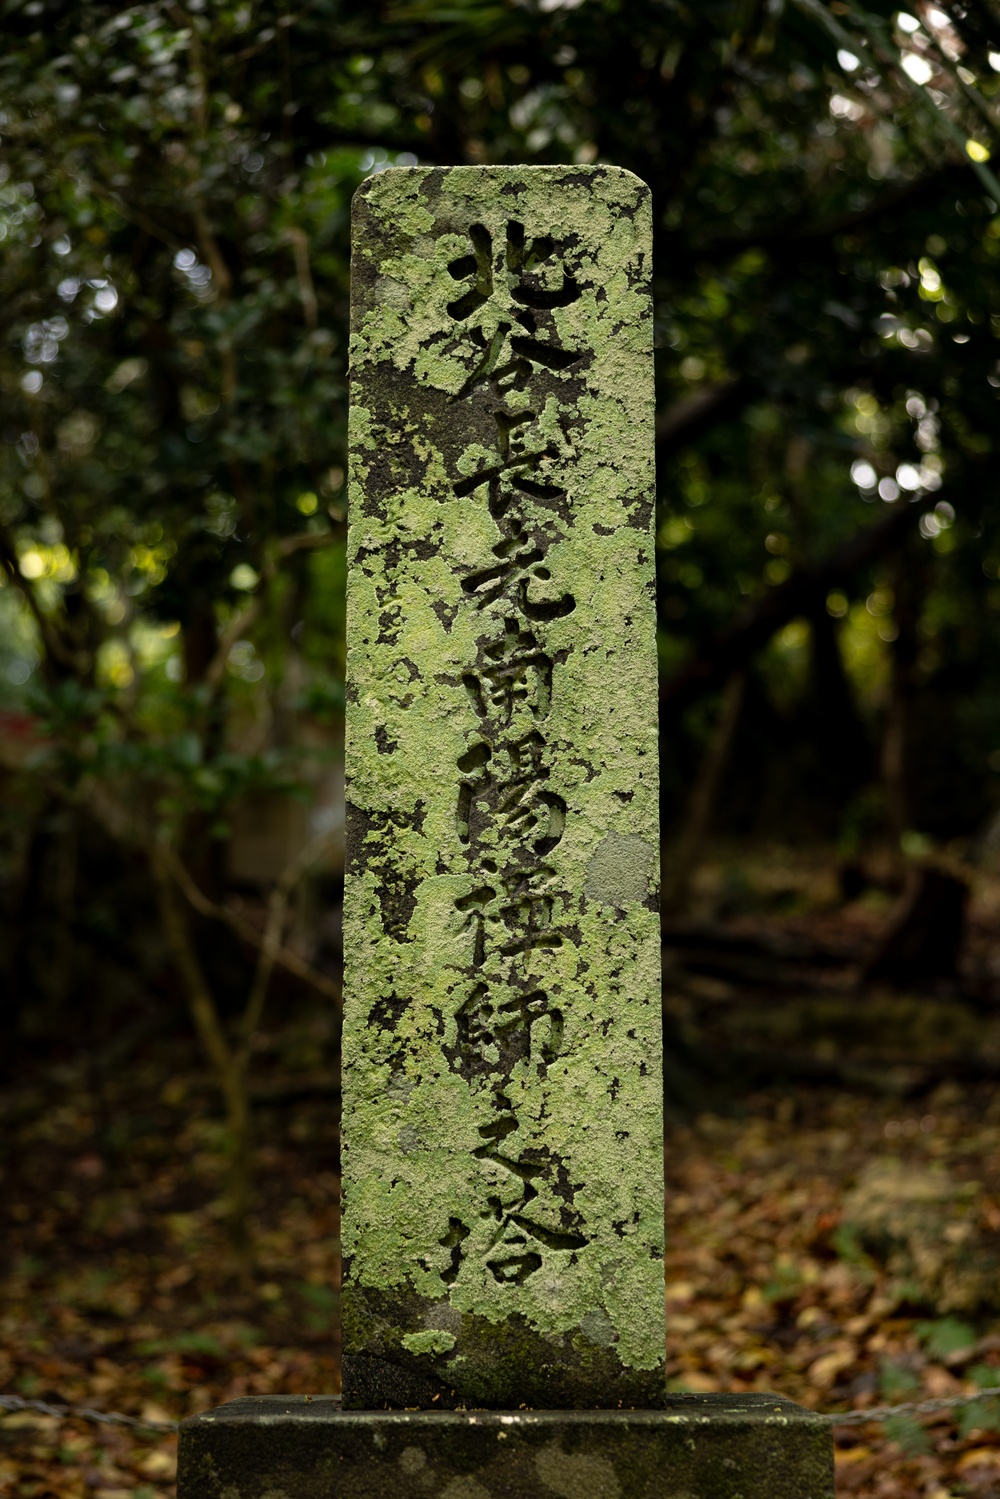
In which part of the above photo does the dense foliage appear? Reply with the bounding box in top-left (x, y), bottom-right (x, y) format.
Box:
top-left (5, 0), bottom-right (1000, 1236)
top-left (3, 2), bottom-right (1000, 853)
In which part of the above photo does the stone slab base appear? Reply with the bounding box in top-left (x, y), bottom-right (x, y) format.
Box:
top-left (177, 1393), bottom-right (833, 1499)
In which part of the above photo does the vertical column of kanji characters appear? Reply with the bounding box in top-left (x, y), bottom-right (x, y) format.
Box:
top-left (344, 165), bottom-right (665, 1412)
top-left (438, 217), bottom-right (589, 1287)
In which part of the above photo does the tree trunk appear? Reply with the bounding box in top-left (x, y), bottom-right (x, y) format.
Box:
top-left (151, 851), bottom-right (254, 1282)
top-left (807, 604), bottom-right (871, 800)
top-left (663, 671), bottom-right (746, 913)
top-left (882, 551), bottom-right (921, 855)
top-left (863, 863), bottom-right (968, 986)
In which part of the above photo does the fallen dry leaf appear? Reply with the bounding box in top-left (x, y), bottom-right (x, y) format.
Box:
top-left (807, 1345), bottom-right (856, 1388)
top-left (835, 1446), bottom-right (875, 1465)
top-left (956, 1447), bottom-right (1000, 1473)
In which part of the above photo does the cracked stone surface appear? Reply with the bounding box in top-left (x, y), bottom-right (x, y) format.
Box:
top-left (342, 166), bottom-right (663, 1409)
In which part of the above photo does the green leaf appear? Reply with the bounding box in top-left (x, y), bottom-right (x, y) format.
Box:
top-left (880, 1360), bottom-right (921, 1398)
top-left (883, 1413), bottom-right (929, 1455)
top-left (915, 1318), bottom-right (977, 1360)
top-left (172, 732), bottom-right (203, 769)
top-left (969, 1363), bottom-right (1000, 1391)
top-left (957, 1398), bottom-right (1000, 1438)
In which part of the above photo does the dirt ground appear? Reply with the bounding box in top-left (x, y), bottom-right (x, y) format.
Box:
top-left (4, 853), bottom-right (1000, 1497)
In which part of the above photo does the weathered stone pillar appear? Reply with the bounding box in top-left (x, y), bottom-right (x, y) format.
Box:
top-left (342, 165), bottom-right (663, 1409)
top-left (176, 163), bottom-right (835, 1499)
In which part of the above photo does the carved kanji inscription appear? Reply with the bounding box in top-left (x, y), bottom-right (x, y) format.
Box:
top-left (343, 166), bottom-right (663, 1411)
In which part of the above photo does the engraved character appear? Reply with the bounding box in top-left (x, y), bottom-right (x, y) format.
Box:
top-left (454, 885), bottom-right (496, 968)
top-left (446, 221), bottom-right (583, 399)
top-left (466, 617), bottom-right (553, 726)
top-left (496, 862), bottom-right (565, 956)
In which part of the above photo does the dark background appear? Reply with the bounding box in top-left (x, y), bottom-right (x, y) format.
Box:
top-left (4, 3), bottom-right (1000, 1494)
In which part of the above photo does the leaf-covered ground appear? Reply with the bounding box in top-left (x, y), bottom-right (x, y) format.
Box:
top-left (4, 862), bottom-right (1000, 1498)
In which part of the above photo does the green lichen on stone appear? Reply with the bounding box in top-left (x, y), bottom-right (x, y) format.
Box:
top-left (343, 166), bottom-right (663, 1409)
top-left (401, 1331), bottom-right (458, 1357)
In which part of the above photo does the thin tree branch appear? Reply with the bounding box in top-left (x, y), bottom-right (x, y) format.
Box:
top-left (663, 670), bottom-right (746, 910)
top-left (237, 825), bottom-right (338, 1059)
top-left (793, 0), bottom-right (1000, 200)
top-left (81, 176), bottom-right (187, 254)
top-left (203, 529), bottom-right (342, 692)
top-left (655, 378), bottom-right (752, 455)
top-left (284, 227), bottom-right (319, 330)
top-left (204, 598), bottom-right (267, 692)
top-left (152, 841), bottom-right (255, 1269)
top-left (191, 203), bottom-right (234, 297)
top-left (660, 496), bottom-right (935, 717)
top-left (0, 526), bottom-right (89, 677)
top-left (150, 847), bottom-right (241, 1113)
top-left (160, 843), bottom-right (342, 1007)
top-left (229, 4), bottom-right (318, 63)
top-left (164, 1), bottom-right (209, 136)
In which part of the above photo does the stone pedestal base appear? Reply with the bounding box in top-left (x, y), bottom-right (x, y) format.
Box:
top-left (177, 1393), bottom-right (833, 1499)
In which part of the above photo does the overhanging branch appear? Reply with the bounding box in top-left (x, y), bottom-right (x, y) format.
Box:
top-left (655, 377), bottom-right (753, 457)
top-left (660, 497), bottom-right (933, 717)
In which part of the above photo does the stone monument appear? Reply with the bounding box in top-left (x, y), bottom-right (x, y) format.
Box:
top-left (177, 165), bottom-right (834, 1499)
top-left (342, 162), bottom-right (664, 1411)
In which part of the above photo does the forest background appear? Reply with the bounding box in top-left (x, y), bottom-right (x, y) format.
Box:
top-left (5, 2), bottom-right (1000, 1497)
